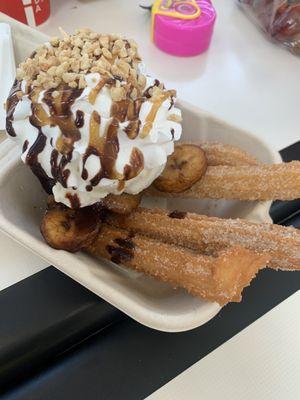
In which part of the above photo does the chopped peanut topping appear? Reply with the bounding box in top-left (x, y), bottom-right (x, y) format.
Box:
top-left (16, 28), bottom-right (142, 93)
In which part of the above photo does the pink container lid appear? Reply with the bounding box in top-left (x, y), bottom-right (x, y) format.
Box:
top-left (153, 0), bottom-right (216, 57)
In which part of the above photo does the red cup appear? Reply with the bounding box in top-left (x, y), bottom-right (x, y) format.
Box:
top-left (0, 0), bottom-right (50, 27)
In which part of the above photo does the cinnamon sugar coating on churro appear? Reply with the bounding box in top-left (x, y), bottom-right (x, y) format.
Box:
top-left (199, 142), bottom-right (259, 166)
top-left (40, 202), bottom-right (268, 305)
top-left (87, 224), bottom-right (268, 305)
top-left (147, 161), bottom-right (300, 201)
top-left (107, 207), bottom-right (300, 270)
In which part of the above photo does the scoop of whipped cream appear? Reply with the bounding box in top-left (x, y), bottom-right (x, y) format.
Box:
top-left (6, 31), bottom-right (182, 208)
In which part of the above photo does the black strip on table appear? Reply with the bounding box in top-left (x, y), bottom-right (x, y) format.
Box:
top-left (0, 268), bottom-right (122, 392)
top-left (278, 140), bottom-right (300, 163)
top-left (2, 268), bottom-right (300, 400)
top-left (270, 140), bottom-right (300, 224)
top-left (1, 141), bottom-right (300, 399)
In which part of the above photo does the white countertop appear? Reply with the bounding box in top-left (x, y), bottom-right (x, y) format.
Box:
top-left (148, 292), bottom-right (300, 400)
top-left (0, 1), bottom-right (299, 291)
top-left (40, 0), bottom-right (300, 151)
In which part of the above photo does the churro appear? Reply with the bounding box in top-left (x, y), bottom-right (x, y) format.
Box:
top-left (199, 142), bottom-right (259, 166)
top-left (149, 161), bottom-right (300, 201)
top-left (87, 224), bottom-right (268, 305)
top-left (106, 207), bottom-right (300, 271)
top-left (102, 193), bottom-right (142, 215)
top-left (40, 205), bottom-right (269, 305)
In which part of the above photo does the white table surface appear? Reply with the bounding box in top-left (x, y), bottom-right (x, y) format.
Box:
top-left (42, 0), bottom-right (300, 151)
top-left (0, 2), bottom-right (299, 398)
top-left (147, 291), bottom-right (300, 400)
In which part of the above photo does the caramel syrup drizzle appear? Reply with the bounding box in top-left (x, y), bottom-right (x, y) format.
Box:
top-left (139, 90), bottom-right (176, 139)
top-left (24, 85), bottom-right (83, 189)
top-left (88, 79), bottom-right (107, 105)
top-left (86, 77), bottom-right (145, 187)
top-left (80, 81), bottom-right (173, 186)
top-left (82, 103), bottom-right (144, 188)
top-left (82, 111), bottom-right (122, 187)
top-left (43, 87), bottom-right (83, 155)
top-left (123, 147), bottom-right (144, 180)
top-left (6, 76), bottom-right (174, 193)
top-left (124, 98), bottom-right (143, 140)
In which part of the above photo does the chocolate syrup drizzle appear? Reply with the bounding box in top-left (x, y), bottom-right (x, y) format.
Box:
top-left (81, 105), bottom-right (144, 187)
top-left (168, 95), bottom-right (175, 111)
top-left (123, 99), bottom-right (143, 140)
top-left (123, 147), bottom-right (144, 180)
top-left (43, 87), bottom-right (83, 155)
top-left (6, 80), bottom-right (22, 137)
top-left (81, 112), bottom-right (121, 186)
top-left (26, 85), bottom-right (83, 190)
top-left (6, 75), bottom-right (176, 202)
top-left (65, 193), bottom-right (81, 209)
top-left (143, 79), bottom-right (160, 98)
top-left (22, 140), bottom-right (29, 153)
top-left (168, 210), bottom-right (187, 219)
top-left (106, 236), bottom-right (135, 264)
top-left (25, 129), bottom-right (54, 193)
top-left (75, 110), bottom-right (85, 128)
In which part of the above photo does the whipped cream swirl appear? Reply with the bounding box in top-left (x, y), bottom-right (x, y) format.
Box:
top-left (6, 73), bottom-right (182, 208)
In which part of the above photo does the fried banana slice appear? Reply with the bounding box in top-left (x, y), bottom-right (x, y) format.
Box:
top-left (102, 193), bottom-right (142, 215)
top-left (41, 206), bottom-right (101, 252)
top-left (154, 144), bottom-right (207, 193)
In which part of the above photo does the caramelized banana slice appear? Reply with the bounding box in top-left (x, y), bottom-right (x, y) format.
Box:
top-left (102, 193), bottom-right (142, 215)
top-left (41, 206), bottom-right (101, 252)
top-left (154, 144), bottom-right (207, 193)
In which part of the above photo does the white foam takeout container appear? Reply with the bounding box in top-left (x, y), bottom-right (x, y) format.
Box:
top-left (0, 13), bottom-right (282, 332)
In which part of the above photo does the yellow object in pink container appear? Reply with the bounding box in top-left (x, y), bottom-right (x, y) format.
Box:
top-left (151, 0), bottom-right (216, 57)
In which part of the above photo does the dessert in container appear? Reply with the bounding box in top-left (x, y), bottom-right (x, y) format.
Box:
top-left (7, 25), bottom-right (182, 209)
top-left (0, 13), bottom-right (281, 332)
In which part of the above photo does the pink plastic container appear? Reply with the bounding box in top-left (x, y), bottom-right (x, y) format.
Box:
top-left (153, 0), bottom-right (216, 57)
